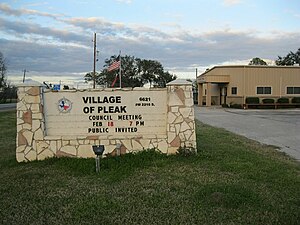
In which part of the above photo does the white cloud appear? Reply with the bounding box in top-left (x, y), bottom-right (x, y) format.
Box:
top-left (223, 0), bottom-right (241, 6)
top-left (23, 2), bottom-right (49, 7)
top-left (0, 3), bottom-right (62, 19)
top-left (116, 0), bottom-right (132, 4)
top-left (1, 3), bottom-right (300, 82)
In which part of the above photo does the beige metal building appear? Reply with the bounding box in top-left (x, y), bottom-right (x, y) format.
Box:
top-left (197, 65), bottom-right (300, 106)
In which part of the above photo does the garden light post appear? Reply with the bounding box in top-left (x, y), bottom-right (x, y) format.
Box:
top-left (92, 145), bottom-right (105, 173)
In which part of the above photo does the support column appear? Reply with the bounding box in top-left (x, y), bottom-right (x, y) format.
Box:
top-left (198, 83), bottom-right (203, 106)
top-left (16, 81), bottom-right (46, 162)
top-left (206, 82), bottom-right (212, 106)
top-left (166, 79), bottom-right (197, 154)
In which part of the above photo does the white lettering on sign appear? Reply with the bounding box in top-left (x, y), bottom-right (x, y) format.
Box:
top-left (44, 90), bottom-right (167, 136)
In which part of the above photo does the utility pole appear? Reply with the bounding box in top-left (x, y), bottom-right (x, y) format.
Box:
top-left (93, 32), bottom-right (97, 89)
top-left (195, 68), bottom-right (198, 90)
top-left (22, 69), bottom-right (28, 83)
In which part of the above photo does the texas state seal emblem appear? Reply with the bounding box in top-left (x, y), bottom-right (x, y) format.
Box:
top-left (58, 97), bottom-right (72, 113)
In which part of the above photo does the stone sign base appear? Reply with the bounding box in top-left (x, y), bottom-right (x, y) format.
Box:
top-left (16, 80), bottom-right (196, 162)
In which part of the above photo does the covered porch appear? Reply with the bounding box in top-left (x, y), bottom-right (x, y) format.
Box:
top-left (197, 75), bottom-right (230, 106)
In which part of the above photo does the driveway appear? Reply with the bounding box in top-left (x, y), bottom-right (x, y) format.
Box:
top-left (0, 103), bottom-right (16, 112)
top-left (194, 106), bottom-right (300, 161)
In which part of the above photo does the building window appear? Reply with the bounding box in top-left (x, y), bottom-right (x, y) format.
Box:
top-left (287, 87), bottom-right (300, 94)
top-left (231, 87), bottom-right (237, 95)
top-left (257, 87), bottom-right (271, 95)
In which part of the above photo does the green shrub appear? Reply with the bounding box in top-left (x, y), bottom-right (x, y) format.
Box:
top-left (222, 103), bottom-right (229, 108)
top-left (230, 104), bottom-right (243, 109)
top-left (277, 105), bottom-right (295, 109)
top-left (262, 98), bottom-right (275, 104)
top-left (277, 98), bottom-right (289, 104)
top-left (292, 97), bottom-right (300, 103)
top-left (258, 105), bottom-right (275, 109)
top-left (246, 97), bottom-right (259, 104)
top-left (176, 146), bottom-right (197, 157)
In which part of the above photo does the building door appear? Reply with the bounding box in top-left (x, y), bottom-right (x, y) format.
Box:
top-left (219, 88), bottom-right (222, 105)
top-left (220, 87), bottom-right (227, 105)
top-left (223, 87), bottom-right (227, 104)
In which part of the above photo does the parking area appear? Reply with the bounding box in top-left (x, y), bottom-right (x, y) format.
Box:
top-left (194, 106), bottom-right (300, 161)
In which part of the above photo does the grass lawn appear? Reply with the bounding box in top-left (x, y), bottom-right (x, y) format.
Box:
top-left (0, 110), bottom-right (299, 225)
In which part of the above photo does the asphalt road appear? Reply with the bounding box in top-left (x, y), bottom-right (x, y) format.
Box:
top-left (0, 103), bottom-right (16, 112)
top-left (194, 106), bottom-right (300, 161)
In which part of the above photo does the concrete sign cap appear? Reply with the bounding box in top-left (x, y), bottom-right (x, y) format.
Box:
top-left (17, 80), bottom-right (43, 87)
top-left (167, 79), bottom-right (192, 86)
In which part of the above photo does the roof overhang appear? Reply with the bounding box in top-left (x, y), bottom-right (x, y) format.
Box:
top-left (197, 75), bottom-right (230, 83)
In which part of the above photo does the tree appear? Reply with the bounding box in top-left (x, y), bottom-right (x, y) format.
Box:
top-left (84, 71), bottom-right (104, 86)
top-left (85, 55), bottom-right (143, 88)
top-left (0, 83), bottom-right (17, 102)
top-left (276, 48), bottom-right (300, 66)
top-left (0, 51), bottom-right (17, 103)
top-left (249, 57), bottom-right (267, 65)
top-left (155, 71), bottom-right (177, 87)
top-left (0, 51), bottom-right (7, 89)
top-left (137, 59), bottom-right (163, 87)
top-left (118, 55), bottom-right (142, 87)
top-left (187, 79), bottom-right (198, 92)
top-left (85, 55), bottom-right (176, 88)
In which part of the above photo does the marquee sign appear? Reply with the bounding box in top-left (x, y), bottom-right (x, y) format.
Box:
top-left (44, 90), bottom-right (167, 136)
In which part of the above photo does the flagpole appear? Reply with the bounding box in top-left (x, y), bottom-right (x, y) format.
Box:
top-left (119, 50), bottom-right (122, 88)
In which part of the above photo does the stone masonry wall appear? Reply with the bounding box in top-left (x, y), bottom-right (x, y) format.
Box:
top-left (16, 80), bottom-right (196, 162)
top-left (166, 81), bottom-right (196, 154)
top-left (16, 83), bottom-right (47, 161)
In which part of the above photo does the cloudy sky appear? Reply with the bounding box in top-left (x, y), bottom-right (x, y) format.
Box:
top-left (0, 0), bottom-right (299, 85)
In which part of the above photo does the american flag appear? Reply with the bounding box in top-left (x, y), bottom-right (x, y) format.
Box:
top-left (108, 56), bottom-right (120, 72)
top-left (111, 75), bottom-right (118, 87)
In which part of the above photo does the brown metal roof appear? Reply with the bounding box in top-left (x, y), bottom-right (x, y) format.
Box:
top-left (199, 65), bottom-right (300, 77)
